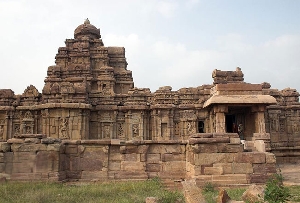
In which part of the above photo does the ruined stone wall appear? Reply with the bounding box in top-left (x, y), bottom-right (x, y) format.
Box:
top-left (186, 133), bottom-right (276, 186)
top-left (0, 134), bottom-right (276, 186)
top-left (263, 86), bottom-right (300, 163)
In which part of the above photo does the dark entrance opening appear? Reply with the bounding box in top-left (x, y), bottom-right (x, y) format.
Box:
top-left (198, 121), bottom-right (204, 133)
top-left (225, 114), bottom-right (236, 133)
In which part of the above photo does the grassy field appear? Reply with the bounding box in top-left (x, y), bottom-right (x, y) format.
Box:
top-left (1, 179), bottom-right (300, 203)
top-left (0, 178), bottom-right (184, 203)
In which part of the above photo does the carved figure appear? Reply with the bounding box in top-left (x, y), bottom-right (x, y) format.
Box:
top-left (0, 126), bottom-right (3, 140)
top-left (60, 118), bottom-right (69, 139)
top-left (132, 124), bottom-right (139, 136)
top-left (26, 126), bottom-right (31, 134)
top-left (238, 123), bottom-right (244, 140)
top-left (104, 126), bottom-right (110, 138)
top-left (14, 125), bottom-right (20, 135)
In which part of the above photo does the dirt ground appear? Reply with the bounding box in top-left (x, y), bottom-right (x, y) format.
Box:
top-left (278, 164), bottom-right (300, 186)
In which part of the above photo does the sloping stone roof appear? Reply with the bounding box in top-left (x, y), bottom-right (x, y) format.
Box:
top-left (203, 95), bottom-right (277, 108)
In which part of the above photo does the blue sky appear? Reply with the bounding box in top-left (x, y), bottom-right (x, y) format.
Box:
top-left (0, 0), bottom-right (300, 94)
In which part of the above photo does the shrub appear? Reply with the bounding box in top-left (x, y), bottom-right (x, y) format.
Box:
top-left (264, 172), bottom-right (291, 203)
top-left (203, 182), bottom-right (216, 193)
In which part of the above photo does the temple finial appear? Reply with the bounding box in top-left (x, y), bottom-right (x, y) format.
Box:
top-left (84, 18), bottom-right (90, 24)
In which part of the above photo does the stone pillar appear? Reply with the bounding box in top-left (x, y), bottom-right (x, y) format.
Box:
top-left (252, 105), bottom-right (266, 133)
top-left (214, 105), bottom-right (228, 133)
top-left (168, 109), bottom-right (174, 140)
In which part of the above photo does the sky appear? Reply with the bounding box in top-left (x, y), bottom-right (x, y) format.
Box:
top-left (0, 0), bottom-right (300, 94)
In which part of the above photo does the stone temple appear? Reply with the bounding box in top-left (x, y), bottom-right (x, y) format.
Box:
top-left (0, 20), bottom-right (299, 185)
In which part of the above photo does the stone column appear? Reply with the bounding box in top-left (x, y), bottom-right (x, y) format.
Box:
top-left (252, 105), bottom-right (266, 133)
top-left (214, 105), bottom-right (228, 133)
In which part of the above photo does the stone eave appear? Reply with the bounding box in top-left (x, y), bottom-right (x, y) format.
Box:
top-left (203, 95), bottom-right (277, 108)
top-left (15, 103), bottom-right (92, 110)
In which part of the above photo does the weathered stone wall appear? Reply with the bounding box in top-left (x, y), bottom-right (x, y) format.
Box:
top-left (0, 134), bottom-right (276, 186)
top-left (186, 133), bottom-right (277, 186)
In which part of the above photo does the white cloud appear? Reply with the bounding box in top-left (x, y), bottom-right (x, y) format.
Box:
top-left (156, 1), bottom-right (178, 18)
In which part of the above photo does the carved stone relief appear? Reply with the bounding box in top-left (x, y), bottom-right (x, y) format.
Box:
top-left (0, 125), bottom-right (4, 140)
top-left (60, 118), bottom-right (69, 139)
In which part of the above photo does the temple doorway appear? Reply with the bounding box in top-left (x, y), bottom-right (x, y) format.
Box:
top-left (225, 114), bottom-right (236, 133)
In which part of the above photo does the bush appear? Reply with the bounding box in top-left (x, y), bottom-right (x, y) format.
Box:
top-left (264, 172), bottom-right (291, 203)
top-left (203, 182), bottom-right (216, 193)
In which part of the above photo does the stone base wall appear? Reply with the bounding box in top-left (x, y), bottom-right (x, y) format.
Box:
top-left (186, 133), bottom-right (277, 186)
top-left (0, 135), bottom-right (277, 186)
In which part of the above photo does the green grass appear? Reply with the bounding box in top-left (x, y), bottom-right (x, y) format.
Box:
top-left (0, 178), bottom-right (184, 203)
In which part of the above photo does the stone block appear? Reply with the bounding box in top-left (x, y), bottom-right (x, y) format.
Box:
top-left (146, 163), bottom-right (161, 172)
top-left (11, 143), bottom-right (47, 152)
top-left (252, 153), bottom-right (266, 163)
top-left (157, 171), bottom-right (185, 179)
top-left (235, 152), bottom-right (266, 164)
top-left (11, 173), bottom-right (42, 180)
top-left (7, 138), bottom-right (24, 144)
top-left (5, 162), bottom-right (12, 174)
top-left (69, 156), bottom-right (81, 171)
top-left (194, 153), bottom-right (235, 166)
top-left (254, 140), bottom-right (266, 152)
top-left (189, 137), bottom-right (230, 144)
top-left (147, 153), bottom-right (161, 163)
top-left (41, 137), bottom-right (61, 144)
top-left (250, 174), bottom-right (269, 184)
top-left (213, 163), bottom-right (233, 174)
top-left (212, 174), bottom-right (248, 185)
top-left (66, 171), bottom-right (82, 179)
top-left (121, 161), bottom-right (145, 171)
top-left (65, 145), bottom-right (78, 154)
top-left (24, 138), bottom-right (41, 144)
top-left (4, 152), bottom-right (13, 163)
top-left (137, 145), bottom-right (149, 153)
top-left (114, 171), bottom-right (148, 180)
top-left (242, 184), bottom-right (265, 203)
top-left (265, 152), bottom-right (276, 163)
top-left (217, 143), bottom-right (243, 153)
top-left (204, 166), bottom-right (223, 175)
top-left (111, 139), bottom-right (120, 145)
top-left (12, 162), bottom-right (35, 173)
top-left (109, 161), bottom-right (120, 171)
top-left (0, 142), bottom-right (11, 152)
top-left (82, 149), bottom-right (107, 159)
top-left (162, 153), bottom-right (185, 162)
top-left (0, 153), bottom-right (3, 163)
top-left (81, 158), bottom-right (103, 171)
top-left (109, 153), bottom-right (121, 161)
top-left (47, 144), bottom-right (63, 152)
top-left (14, 152), bottom-right (36, 162)
top-left (122, 153), bottom-right (138, 161)
top-left (230, 137), bottom-right (241, 144)
top-left (120, 145), bottom-right (138, 154)
top-left (0, 163), bottom-right (5, 173)
top-left (140, 153), bottom-right (146, 162)
top-left (253, 133), bottom-right (270, 140)
top-left (48, 171), bottom-right (66, 181)
top-left (148, 144), bottom-right (185, 154)
top-left (109, 145), bottom-right (120, 153)
top-left (232, 163), bottom-right (253, 174)
top-left (191, 144), bottom-right (218, 153)
top-left (36, 151), bottom-right (59, 172)
top-left (161, 161), bottom-right (186, 172)
top-left (81, 171), bottom-right (108, 180)
top-left (253, 163), bottom-right (276, 174)
top-left (195, 175), bottom-right (213, 186)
